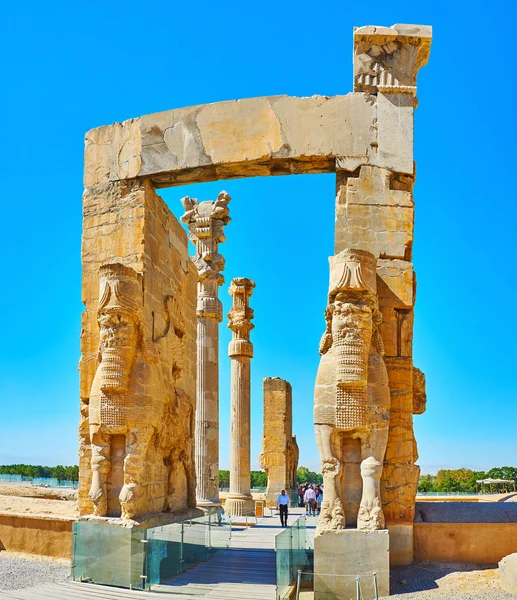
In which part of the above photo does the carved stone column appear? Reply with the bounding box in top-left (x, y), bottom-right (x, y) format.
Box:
top-left (181, 191), bottom-right (231, 509)
top-left (225, 278), bottom-right (255, 517)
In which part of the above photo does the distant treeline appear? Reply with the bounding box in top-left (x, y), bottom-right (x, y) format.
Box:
top-left (5, 464), bottom-right (513, 492)
top-left (419, 467), bottom-right (517, 493)
top-left (0, 464), bottom-right (79, 481)
top-left (1, 464), bottom-right (322, 487)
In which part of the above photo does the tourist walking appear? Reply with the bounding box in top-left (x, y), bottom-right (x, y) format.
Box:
top-left (298, 484), bottom-right (305, 507)
top-left (304, 485), bottom-right (317, 516)
top-left (316, 489), bottom-right (323, 514)
top-left (276, 489), bottom-right (290, 527)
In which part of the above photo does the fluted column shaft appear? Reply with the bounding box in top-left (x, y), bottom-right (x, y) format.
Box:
top-left (226, 278), bottom-right (255, 517)
top-left (181, 192), bottom-right (231, 510)
top-left (229, 356), bottom-right (251, 497)
top-left (195, 315), bottom-right (220, 505)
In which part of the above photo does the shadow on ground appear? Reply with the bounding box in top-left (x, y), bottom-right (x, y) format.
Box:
top-left (390, 562), bottom-right (499, 594)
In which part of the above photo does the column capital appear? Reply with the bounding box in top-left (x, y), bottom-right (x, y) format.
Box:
top-left (228, 278), bottom-right (255, 358)
top-left (181, 191), bottom-right (230, 277)
top-left (354, 24), bottom-right (432, 95)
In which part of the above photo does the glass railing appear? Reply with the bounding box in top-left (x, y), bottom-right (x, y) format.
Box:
top-left (417, 491), bottom-right (479, 496)
top-left (72, 521), bottom-right (146, 589)
top-left (0, 474), bottom-right (78, 488)
top-left (145, 513), bottom-right (231, 587)
top-left (275, 515), bottom-right (308, 600)
top-left (72, 513), bottom-right (231, 591)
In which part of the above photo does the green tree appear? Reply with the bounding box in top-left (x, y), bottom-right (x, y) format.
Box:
top-left (418, 474), bottom-right (435, 492)
top-left (296, 466), bottom-right (323, 486)
top-left (250, 471), bottom-right (267, 487)
top-left (218, 470), bottom-right (229, 488)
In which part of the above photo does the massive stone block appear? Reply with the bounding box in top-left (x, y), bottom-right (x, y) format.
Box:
top-left (259, 378), bottom-right (299, 506)
top-left (79, 180), bottom-right (198, 520)
top-left (314, 529), bottom-right (389, 600)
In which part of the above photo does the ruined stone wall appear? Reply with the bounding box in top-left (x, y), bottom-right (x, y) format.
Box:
top-left (80, 147), bottom-right (197, 518)
top-left (259, 377), bottom-right (298, 506)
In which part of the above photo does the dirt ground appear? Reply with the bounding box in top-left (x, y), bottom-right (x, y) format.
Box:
top-left (299, 563), bottom-right (511, 599)
top-left (0, 484), bottom-right (78, 519)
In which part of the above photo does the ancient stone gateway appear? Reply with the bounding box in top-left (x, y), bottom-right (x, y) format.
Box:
top-left (78, 22), bottom-right (431, 594)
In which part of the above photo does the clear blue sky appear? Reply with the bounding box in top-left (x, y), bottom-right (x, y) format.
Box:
top-left (1, 0), bottom-right (515, 475)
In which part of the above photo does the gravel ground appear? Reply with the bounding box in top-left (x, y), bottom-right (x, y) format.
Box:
top-left (299, 562), bottom-right (513, 599)
top-left (0, 552), bottom-right (70, 591)
top-left (383, 562), bottom-right (513, 599)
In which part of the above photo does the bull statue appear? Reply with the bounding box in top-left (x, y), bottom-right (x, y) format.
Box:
top-left (314, 249), bottom-right (390, 532)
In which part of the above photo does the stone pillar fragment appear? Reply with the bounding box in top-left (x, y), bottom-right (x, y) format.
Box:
top-left (181, 192), bottom-right (231, 509)
top-left (259, 378), bottom-right (299, 507)
top-left (225, 278), bottom-right (255, 517)
top-left (314, 24), bottom-right (432, 600)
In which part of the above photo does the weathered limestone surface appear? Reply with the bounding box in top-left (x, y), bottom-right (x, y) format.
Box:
top-left (314, 529), bottom-right (389, 599)
top-left (181, 193), bottom-right (231, 509)
top-left (314, 24), bottom-right (432, 577)
top-left (84, 92), bottom-right (421, 191)
top-left (315, 249), bottom-right (390, 534)
top-left (79, 180), bottom-right (197, 520)
top-left (81, 22), bottom-right (431, 572)
top-left (225, 278), bottom-right (255, 517)
top-left (500, 554), bottom-right (517, 597)
top-left (259, 378), bottom-right (299, 507)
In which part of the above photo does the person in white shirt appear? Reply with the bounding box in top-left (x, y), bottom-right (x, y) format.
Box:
top-left (276, 489), bottom-right (290, 526)
top-left (304, 485), bottom-right (317, 516)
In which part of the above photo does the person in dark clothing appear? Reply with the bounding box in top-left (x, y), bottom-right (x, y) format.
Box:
top-left (276, 489), bottom-right (290, 526)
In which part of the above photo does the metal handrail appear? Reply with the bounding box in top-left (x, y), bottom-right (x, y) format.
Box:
top-left (295, 570), bottom-right (379, 600)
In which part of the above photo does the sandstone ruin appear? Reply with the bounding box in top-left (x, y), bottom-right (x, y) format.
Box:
top-left (313, 24), bottom-right (432, 599)
top-left (260, 377), bottom-right (299, 507)
top-left (78, 21), bottom-right (432, 596)
top-left (79, 181), bottom-right (198, 521)
top-left (225, 278), bottom-right (256, 517)
top-left (181, 192), bottom-right (231, 510)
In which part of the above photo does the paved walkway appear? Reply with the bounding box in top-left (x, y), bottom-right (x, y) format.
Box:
top-left (0, 509), bottom-right (317, 600)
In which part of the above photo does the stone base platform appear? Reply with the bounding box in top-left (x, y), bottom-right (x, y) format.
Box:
top-left (314, 529), bottom-right (389, 600)
top-left (224, 494), bottom-right (255, 518)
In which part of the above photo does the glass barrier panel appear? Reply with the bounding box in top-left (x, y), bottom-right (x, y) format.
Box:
top-left (144, 513), bottom-right (232, 589)
top-left (145, 522), bottom-right (184, 587)
top-left (72, 521), bottom-right (145, 589)
top-left (275, 526), bottom-right (292, 600)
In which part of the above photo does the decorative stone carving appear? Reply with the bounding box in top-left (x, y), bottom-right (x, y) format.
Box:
top-left (354, 24), bottom-right (432, 95)
top-left (80, 180), bottom-right (199, 524)
top-left (181, 191), bottom-right (231, 509)
top-left (260, 377), bottom-right (299, 507)
top-left (315, 249), bottom-right (390, 533)
top-left (225, 278), bottom-right (255, 517)
top-left (88, 263), bottom-right (143, 517)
